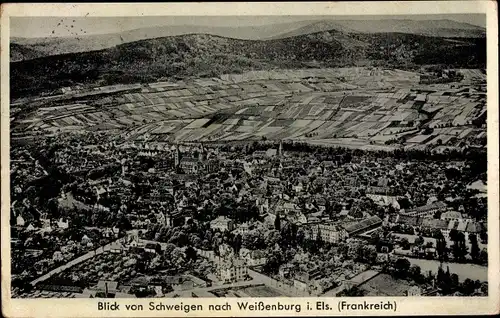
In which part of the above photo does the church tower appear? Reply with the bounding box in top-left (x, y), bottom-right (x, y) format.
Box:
top-left (278, 140), bottom-right (283, 158)
top-left (199, 142), bottom-right (206, 162)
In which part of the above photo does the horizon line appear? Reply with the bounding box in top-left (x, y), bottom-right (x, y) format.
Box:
top-left (10, 16), bottom-right (486, 39)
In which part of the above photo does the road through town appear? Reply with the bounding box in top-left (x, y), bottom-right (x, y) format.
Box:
top-left (30, 238), bottom-right (123, 286)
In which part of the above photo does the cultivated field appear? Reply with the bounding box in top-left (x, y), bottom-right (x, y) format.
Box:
top-left (11, 67), bottom-right (486, 150)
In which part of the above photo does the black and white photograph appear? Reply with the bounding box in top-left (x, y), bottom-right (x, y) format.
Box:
top-left (2, 3), bottom-right (497, 312)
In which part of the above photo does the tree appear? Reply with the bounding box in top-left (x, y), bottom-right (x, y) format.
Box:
top-left (264, 230), bottom-right (281, 249)
top-left (409, 264), bottom-right (422, 282)
top-left (163, 243), bottom-right (176, 257)
top-left (263, 253), bottom-right (282, 275)
top-left (341, 286), bottom-right (365, 297)
top-left (400, 238), bottom-right (411, 250)
top-left (233, 234), bottom-right (243, 254)
top-left (461, 278), bottom-right (476, 296)
top-left (450, 273), bottom-right (459, 290)
top-left (469, 233), bottom-right (480, 263)
top-left (362, 245), bottom-right (378, 264)
top-left (171, 247), bottom-right (186, 269)
top-left (436, 237), bottom-right (448, 262)
top-left (415, 235), bottom-right (425, 246)
top-left (185, 246), bottom-right (197, 262)
top-left (393, 258), bottom-right (411, 279)
top-left (479, 229), bottom-right (487, 243)
top-left (451, 231), bottom-right (467, 262)
top-left (478, 249), bottom-right (488, 265)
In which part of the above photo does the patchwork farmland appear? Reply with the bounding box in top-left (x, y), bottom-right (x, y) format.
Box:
top-left (11, 67), bottom-right (486, 150)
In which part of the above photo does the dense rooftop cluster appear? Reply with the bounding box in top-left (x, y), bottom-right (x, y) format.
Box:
top-left (11, 131), bottom-right (487, 297)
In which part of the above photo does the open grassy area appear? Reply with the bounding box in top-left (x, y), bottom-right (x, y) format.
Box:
top-left (239, 285), bottom-right (286, 297)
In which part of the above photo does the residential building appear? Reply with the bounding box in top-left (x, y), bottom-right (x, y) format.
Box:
top-left (305, 222), bottom-right (347, 244)
top-left (342, 216), bottom-right (383, 237)
top-left (215, 256), bottom-right (248, 283)
top-left (407, 286), bottom-right (422, 296)
top-left (16, 215), bottom-right (25, 227)
top-left (440, 211), bottom-right (464, 222)
top-left (400, 201), bottom-right (448, 218)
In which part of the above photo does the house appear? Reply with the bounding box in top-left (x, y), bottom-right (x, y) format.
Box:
top-left (180, 158), bottom-right (201, 174)
top-left (253, 150), bottom-right (267, 158)
top-left (210, 216), bottom-right (234, 232)
top-left (112, 226), bottom-right (120, 237)
top-left (26, 223), bottom-right (36, 231)
top-left (420, 218), bottom-right (449, 231)
top-left (53, 251), bottom-right (64, 262)
top-left (166, 212), bottom-right (185, 228)
top-left (286, 211), bottom-right (307, 225)
top-left (280, 202), bottom-right (301, 214)
top-left (109, 242), bottom-right (124, 254)
top-left (57, 218), bottom-right (69, 229)
top-left (184, 274), bottom-right (208, 288)
top-left (128, 238), bottom-right (141, 248)
top-left (376, 253), bottom-right (389, 263)
top-left (102, 228), bottom-right (114, 238)
top-left (366, 194), bottom-right (400, 209)
top-left (440, 211), bottom-right (464, 221)
top-left (234, 223), bottom-right (251, 235)
top-left (293, 269), bottom-right (323, 292)
top-left (294, 183), bottom-right (304, 193)
top-left (279, 264), bottom-right (295, 279)
top-left (173, 280), bottom-right (195, 291)
top-left (154, 286), bottom-right (163, 297)
top-left (441, 219), bottom-right (484, 237)
top-left (315, 197), bottom-right (327, 212)
top-left (305, 222), bottom-right (347, 244)
top-left (81, 234), bottom-right (92, 245)
top-left (216, 256), bottom-right (248, 283)
top-left (400, 201), bottom-right (448, 218)
top-left (465, 221), bottom-right (485, 234)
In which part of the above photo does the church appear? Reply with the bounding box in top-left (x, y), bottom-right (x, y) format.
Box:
top-left (174, 143), bottom-right (218, 174)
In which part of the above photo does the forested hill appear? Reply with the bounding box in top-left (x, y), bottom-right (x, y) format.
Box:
top-left (11, 30), bottom-right (486, 98)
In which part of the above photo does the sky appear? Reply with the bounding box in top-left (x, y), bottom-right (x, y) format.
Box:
top-left (10, 14), bottom-right (486, 38)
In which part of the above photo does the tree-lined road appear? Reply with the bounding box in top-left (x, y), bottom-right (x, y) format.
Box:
top-left (30, 238), bottom-right (123, 286)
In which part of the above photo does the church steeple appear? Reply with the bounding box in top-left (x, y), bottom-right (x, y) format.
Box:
top-left (278, 140), bottom-right (283, 157)
top-left (199, 142), bottom-right (206, 162)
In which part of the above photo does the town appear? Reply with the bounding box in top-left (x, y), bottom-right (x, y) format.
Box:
top-left (11, 120), bottom-right (488, 298)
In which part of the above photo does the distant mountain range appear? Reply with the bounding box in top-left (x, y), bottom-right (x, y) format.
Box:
top-left (10, 19), bottom-right (485, 62)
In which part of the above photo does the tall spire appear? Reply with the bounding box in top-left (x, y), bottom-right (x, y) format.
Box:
top-left (200, 142), bottom-right (206, 162)
top-left (174, 144), bottom-right (180, 167)
top-left (278, 140), bottom-right (283, 157)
